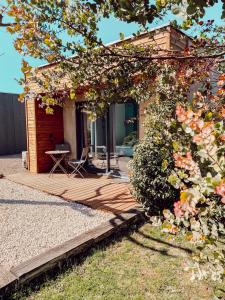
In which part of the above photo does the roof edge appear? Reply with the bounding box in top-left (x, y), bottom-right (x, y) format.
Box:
top-left (36, 23), bottom-right (192, 71)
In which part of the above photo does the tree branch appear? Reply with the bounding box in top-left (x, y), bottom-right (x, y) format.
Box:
top-left (101, 50), bottom-right (225, 61)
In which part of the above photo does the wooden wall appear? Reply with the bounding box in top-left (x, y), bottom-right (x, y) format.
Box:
top-left (26, 99), bottom-right (64, 173)
top-left (138, 26), bottom-right (170, 139)
top-left (138, 27), bottom-right (191, 139)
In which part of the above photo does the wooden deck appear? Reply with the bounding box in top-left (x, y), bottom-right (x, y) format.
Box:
top-left (7, 173), bottom-right (138, 214)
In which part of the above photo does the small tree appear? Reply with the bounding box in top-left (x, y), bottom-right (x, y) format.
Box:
top-left (0, 1), bottom-right (224, 114)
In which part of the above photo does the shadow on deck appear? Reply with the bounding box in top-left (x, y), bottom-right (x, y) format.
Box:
top-left (7, 173), bottom-right (138, 214)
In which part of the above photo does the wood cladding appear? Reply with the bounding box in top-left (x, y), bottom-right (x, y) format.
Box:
top-left (26, 100), bottom-right (64, 173)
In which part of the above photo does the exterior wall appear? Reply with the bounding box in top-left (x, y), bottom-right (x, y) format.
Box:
top-left (137, 27), bottom-right (170, 139)
top-left (26, 99), bottom-right (37, 172)
top-left (138, 27), bottom-right (192, 139)
top-left (0, 92), bottom-right (26, 155)
top-left (26, 99), bottom-right (64, 173)
top-left (170, 27), bottom-right (191, 51)
top-left (63, 99), bottom-right (77, 159)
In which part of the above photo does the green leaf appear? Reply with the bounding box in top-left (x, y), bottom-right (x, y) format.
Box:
top-left (119, 32), bottom-right (125, 40)
top-left (70, 89), bottom-right (76, 100)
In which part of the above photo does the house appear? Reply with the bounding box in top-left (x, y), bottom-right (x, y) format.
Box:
top-left (25, 24), bottom-right (191, 174)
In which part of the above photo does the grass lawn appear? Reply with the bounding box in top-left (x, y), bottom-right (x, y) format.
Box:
top-left (13, 223), bottom-right (224, 300)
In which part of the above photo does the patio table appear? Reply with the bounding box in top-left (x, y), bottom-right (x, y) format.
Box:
top-left (45, 150), bottom-right (70, 176)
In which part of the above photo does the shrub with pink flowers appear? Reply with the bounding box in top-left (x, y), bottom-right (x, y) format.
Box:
top-left (164, 98), bottom-right (225, 281)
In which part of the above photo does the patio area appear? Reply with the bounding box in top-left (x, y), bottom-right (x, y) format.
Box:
top-left (7, 172), bottom-right (138, 214)
top-left (0, 155), bottom-right (138, 275)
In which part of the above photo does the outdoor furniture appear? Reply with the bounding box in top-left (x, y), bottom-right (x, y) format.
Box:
top-left (96, 146), bottom-right (107, 168)
top-left (45, 150), bottom-right (70, 176)
top-left (110, 153), bottom-right (119, 169)
top-left (96, 146), bottom-right (119, 169)
top-left (55, 143), bottom-right (71, 169)
top-left (55, 143), bottom-right (71, 151)
top-left (68, 147), bottom-right (89, 178)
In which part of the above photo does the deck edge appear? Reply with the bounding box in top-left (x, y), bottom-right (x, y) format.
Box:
top-left (0, 208), bottom-right (144, 299)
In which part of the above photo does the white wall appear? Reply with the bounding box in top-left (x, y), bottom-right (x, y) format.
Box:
top-left (63, 99), bottom-right (77, 159)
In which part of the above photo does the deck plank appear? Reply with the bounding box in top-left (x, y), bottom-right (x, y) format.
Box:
top-left (7, 173), bottom-right (139, 214)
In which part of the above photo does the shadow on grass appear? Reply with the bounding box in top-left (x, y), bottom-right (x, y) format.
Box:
top-left (109, 212), bottom-right (193, 256)
top-left (8, 211), bottom-right (193, 300)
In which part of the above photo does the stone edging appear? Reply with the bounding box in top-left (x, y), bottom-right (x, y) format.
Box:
top-left (0, 208), bottom-right (144, 299)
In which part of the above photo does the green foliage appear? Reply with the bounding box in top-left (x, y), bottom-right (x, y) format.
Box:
top-left (130, 137), bottom-right (179, 215)
top-left (122, 131), bottom-right (138, 147)
top-left (1, 0), bottom-right (224, 114)
top-left (164, 100), bottom-right (225, 281)
top-left (129, 100), bottom-right (180, 215)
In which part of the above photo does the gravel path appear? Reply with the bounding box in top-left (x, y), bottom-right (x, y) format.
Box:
top-left (0, 154), bottom-right (26, 176)
top-left (0, 179), bottom-right (113, 270)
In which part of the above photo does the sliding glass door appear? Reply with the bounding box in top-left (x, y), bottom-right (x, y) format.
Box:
top-left (77, 102), bottom-right (138, 177)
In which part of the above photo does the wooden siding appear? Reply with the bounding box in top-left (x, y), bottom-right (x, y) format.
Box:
top-left (28, 26), bottom-right (172, 95)
top-left (170, 27), bottom-right (191, 51)
top-left (26, 100), bottom-right (64, 173)
top-left (26, 99), bottom-right (37, 172)
top-left (36, 102), bottom-right (64, 173)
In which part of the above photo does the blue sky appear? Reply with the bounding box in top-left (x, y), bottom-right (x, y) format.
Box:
top-left (0, 2), bottom-right (223, 94)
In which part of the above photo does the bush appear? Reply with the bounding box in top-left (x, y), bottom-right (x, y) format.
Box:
top-left (129, 137), bottom-right (179, 215)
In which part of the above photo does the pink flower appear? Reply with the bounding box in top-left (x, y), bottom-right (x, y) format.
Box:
top-left (174, 201), bottom-right (183, 217)
top-left (217, 80), bottom-right (225, 87)
top-left (193, 134), bottom-right (203, 144)
top-left (221, 107), bottom-right (225, 118)
top-left (174, 152), bottom-right (197, 172)
top-left (215, 181), bottom-right (225, 204)
top-left (219, 134), bottom-right (225, 141)
top-left (176, 104), bottom-right (187, 122)
top-left (192, 122), bottom-right (214, 145)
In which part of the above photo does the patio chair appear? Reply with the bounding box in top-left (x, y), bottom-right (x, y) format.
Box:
top-left (96, 146), bottom-right (107, 168)
top-left (55, 143), bottom-right (71, 151)
top-left (68, 147), bottom-right (89, 178)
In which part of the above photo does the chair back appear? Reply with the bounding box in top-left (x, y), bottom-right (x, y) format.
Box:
top-left (81, 147), bottom-right (89, 161)
top-left (55, 143), bottom-right (71, 151)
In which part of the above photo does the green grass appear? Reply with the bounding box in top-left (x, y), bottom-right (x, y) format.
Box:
top-left (12, 223), bottom-right (224, 300)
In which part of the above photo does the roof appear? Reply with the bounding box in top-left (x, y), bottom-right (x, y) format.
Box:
top-left (36, 23), bottom-right (192, 71)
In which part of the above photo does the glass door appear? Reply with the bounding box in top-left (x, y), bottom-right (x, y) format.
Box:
top-left (79, 102), bottom-right (138, 177)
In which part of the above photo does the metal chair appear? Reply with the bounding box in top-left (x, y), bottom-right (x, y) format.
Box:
top-left (68, 147), bottom-right (89, 178)
top-left (55, 143), bottom-right (71, 151)
top-left (96, 146), bottom-right (107, 168)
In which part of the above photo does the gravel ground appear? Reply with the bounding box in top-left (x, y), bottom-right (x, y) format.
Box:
top-left (0, 154), bottom-right (26, 176)
top-left (0, 179), bottom-right (113, 270)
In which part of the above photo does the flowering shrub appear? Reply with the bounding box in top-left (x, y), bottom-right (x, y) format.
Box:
top-left (164, 101), bottom-right (225, 281)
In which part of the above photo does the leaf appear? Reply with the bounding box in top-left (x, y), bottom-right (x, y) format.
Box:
top-left (45, 106), bottom-right (54, 115)
top-left (70, 89), bottom-right (76, 100)
top-left (119, 32), bottom-right (125, 40)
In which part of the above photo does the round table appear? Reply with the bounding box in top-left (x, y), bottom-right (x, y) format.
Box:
top-left (45, 150), bottom-right (70, 176)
